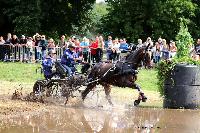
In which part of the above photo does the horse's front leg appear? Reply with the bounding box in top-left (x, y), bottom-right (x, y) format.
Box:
top-left (103, 84), bottom-right (113, 106)
top-left (133, 83), bottom-right (147, 106)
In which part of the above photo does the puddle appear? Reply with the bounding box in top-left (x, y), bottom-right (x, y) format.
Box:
top-left (0, 106), bottom-right (200, 133)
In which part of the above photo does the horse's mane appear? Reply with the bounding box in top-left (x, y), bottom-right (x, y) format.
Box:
top-left (126, 47), bottom-right (146, 61)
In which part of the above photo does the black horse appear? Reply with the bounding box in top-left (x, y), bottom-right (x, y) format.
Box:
top-left (81, 45), bottom-right (151, 106)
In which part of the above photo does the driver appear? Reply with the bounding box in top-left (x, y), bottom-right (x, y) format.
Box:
top-left (61, 43), bottom-right (82, 77)
top-left (42, 50), bottom-right (55, 80)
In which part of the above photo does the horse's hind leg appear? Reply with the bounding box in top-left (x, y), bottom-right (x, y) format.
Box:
top-left (104, 84), bottom-right (113, 106)
top-left (82, 83), bottom-right (96, 101)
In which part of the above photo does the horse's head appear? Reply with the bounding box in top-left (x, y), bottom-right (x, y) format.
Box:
top-left (142, 46), bottom-right (152, 68)
top-left (126, 44), bottom-right (152, 69)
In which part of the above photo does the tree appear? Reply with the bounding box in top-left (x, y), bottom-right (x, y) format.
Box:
top-left (0, 0), bottom-right (96, 37)
top-left (101, 0), bottom-right (196, 42)
top-left (2, 0), bottom-right (41, 36)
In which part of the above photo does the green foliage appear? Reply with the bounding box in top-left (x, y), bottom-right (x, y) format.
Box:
top-left (101, 0), bottom-right (197, 41)
top-left (175, 21), bottom-right (194, 58)
top-left (157, 21), bottom-right (200, 96)
top-left (156, 60), bottom-right (176, 96)
top-left (0, 0), bottom-right (95, 37)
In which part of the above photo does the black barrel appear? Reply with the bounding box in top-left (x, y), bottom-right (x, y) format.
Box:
top-left (163, 64), bottom-right (200, 109)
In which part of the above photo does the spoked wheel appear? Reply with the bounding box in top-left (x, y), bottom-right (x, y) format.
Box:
top-left (33, 80), bottom-right (48, 95)
top-left (134, 99), bottom-right (140, 106)
top-left (45, 79), bottom-right (73, 98)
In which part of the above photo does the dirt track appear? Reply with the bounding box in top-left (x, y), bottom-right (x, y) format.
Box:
top-left (0, 80), bottom-right (162, 119)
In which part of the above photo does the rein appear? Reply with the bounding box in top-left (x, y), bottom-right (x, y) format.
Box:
top-left (86, 63), bottom-right (117, 85)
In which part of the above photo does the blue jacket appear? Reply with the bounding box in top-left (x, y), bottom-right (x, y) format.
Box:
top-left (61, 49), bottom-right (78, 67)
top-left (119, 43), bottom-right (129, 51)
top-left (42, 57), bottom-right (54, 76)
top-left (80, 42), bottom-right (89, 52)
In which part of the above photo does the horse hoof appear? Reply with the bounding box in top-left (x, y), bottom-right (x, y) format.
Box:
top-left (142, 97), bottom-right (147, 102)
top-left (134, 100), bottom-right (140, 106)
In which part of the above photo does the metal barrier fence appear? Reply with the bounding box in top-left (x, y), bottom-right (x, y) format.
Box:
top-left (0, 44), bottom-right (64, 62)
top-left (0, 44), bottom-right (129, 63)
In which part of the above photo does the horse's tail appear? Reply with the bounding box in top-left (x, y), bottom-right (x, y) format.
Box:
top-left (81, 62), bottom-right (92, 74)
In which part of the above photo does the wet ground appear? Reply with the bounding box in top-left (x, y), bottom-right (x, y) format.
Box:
top-left (0, 81), bottom-right (200, 133)
top-left (1, 106), bottom-right (200, 133)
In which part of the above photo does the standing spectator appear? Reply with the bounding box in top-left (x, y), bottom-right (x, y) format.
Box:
top-left (11, 35), bottom-right (20, 61)
top-left (145, 37), bottom-right (154, 60)
top-left (89, 38), bottom-right (98, 63)
top-left (80, 37), bottom-right (89, 62)
top-left (136, 39), bottom-right (143, 49)
top-left (74, 38), bottom-right (81, 57)
top-left (5, 33), bottom-right (12, 44)
top-left (58, 35), bottom-right (68, 56)
top-left (154, 42), bottom-right (161, 63)
top-left (96, 36), bottom-right (104, 62)
top-left (194, 39), bottom-right (200, 60)
top-left (119, 38), bottom-right (129, 53)
top-left (34, 35), bottom-right (41, 61)
top-left (26, 37), bottom-right (34, 62)
top-left (169, 41), bottom-right (177, 58)
top-left (0, 36), bottom-right (5, 61)
top-left (58, 35), bottom-right (67, 48)
top-left (47, 38), bottom-right (55, 52)
top-left (4, 33), bottom-right (12, 61)
top-left (40, 35), bottom-right (47, 60)
top-left (113, 38), bottom-right (121, 61)
top-left (161, 39), bottom-right (170, 60)
top-left (105, 36), bottom-right (113, 61)
top-left (19, 35), bottom-right (27, 62)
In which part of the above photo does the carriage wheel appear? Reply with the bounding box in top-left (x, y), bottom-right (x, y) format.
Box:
top-left (33, 80), bottom-right (47, 95)
top-left (45, 79), bottom-right (71, 98)
top-left (134, 99), bottom-right (140, 106)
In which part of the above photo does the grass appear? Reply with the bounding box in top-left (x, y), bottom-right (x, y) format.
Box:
top-left (0, 62), bottom-right (44, 83)
top-left (0, 62), bottom-right (162, 107)
top-left (0, 62), bottom-right (159, 91)
top-left (137, 69), bottom-right (159, 92)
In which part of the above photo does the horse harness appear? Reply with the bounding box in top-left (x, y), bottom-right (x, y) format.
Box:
top-left (86, 61), bottom-right (138, 85)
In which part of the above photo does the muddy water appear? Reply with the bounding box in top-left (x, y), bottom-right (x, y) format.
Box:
top-left (0, 106), bottom-right (200, 133)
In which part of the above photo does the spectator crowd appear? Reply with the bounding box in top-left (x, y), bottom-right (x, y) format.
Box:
top-left (0, 32), bottom-right (200, 65)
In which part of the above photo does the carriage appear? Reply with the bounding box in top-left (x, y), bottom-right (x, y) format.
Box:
top-left (32, 61), bottom-right (88, 104)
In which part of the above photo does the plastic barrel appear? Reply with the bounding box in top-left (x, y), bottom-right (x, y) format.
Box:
top-left (163, 64), bottom-right (200, 109)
